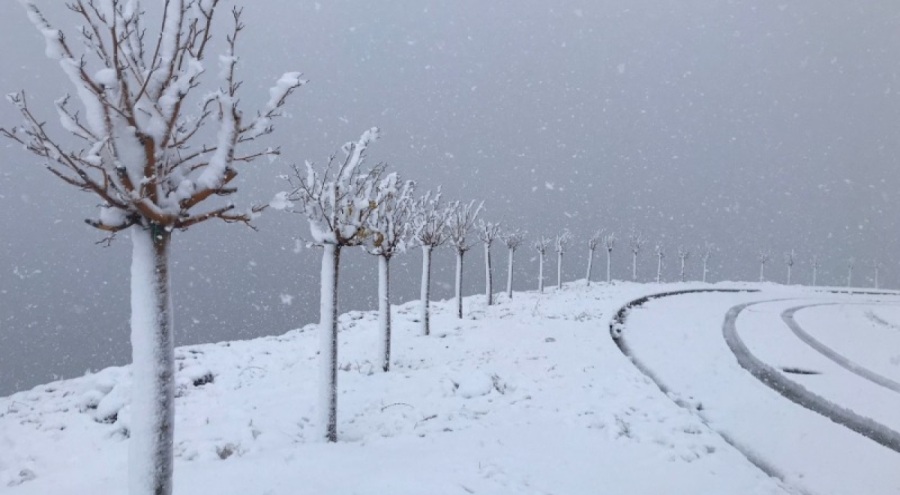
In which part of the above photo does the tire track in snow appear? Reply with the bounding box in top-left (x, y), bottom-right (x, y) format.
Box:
top-left (724, 300), bottom-right (900, 454)
top-left (607, 288), bottom-right (810, 492)
top-left (865, 310), bottom-right (900, 332)
top-left (782, 304), bottom-right (900, 394)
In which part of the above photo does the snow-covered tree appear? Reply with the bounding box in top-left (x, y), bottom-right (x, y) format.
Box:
top-left (757, 250), bottom-right (771, 282)
top-left (603, 232), bottom-right (616, 283)
top-left (533, 236), bottom-right (552, 293)
top-left (847, 257), bottom-right (855, 288)
top-left (628, 229), bottom-right (646, 281)
top-left (677, 246), bottom-right (691, 282)
top-left (784, 249), bottom-right (796, 285)
top-left (811, 254), bottom-right (822, 286)
top-left (554, 229), bottom-right (572, 290)
top-left (411, 189), bottom-right (451, 336)
top-left (700, 242), bottom-right (714, 283)
top-left (502, 228), bottom-right (526, 299)
top-left (654, 245), bottom-right (665, 284)
top-left (477, 220), bottom-right (502, 306)
top-left (280, 128), bottom-right (384, 443)
top-left (447, 200), bottom-right (483, 318)
top-left (1, 3), bottom-right (303, 493)
top-left (366, 174), bottom-right (415, 372)
top-left (585, 229), bottom-right (603, 286)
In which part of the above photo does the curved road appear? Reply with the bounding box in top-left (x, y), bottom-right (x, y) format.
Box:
top-left (781, 304), bottom-right (900, 394)
top-left (725, 300), bottom-right (900, 452)
top-left (611, 288), bottom-right (900, 495)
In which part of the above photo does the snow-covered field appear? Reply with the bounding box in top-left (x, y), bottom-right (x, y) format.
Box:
top-left (2, 282), bottom-right (898, 494)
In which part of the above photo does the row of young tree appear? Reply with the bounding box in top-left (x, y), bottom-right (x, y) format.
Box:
top-left (756, 249), bottom-right (885, 288)
top-left (1, 2), bottom-right (892, 494)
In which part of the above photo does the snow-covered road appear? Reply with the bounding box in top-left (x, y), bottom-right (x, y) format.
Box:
top-left (621, 289), bottom-right (900, 495)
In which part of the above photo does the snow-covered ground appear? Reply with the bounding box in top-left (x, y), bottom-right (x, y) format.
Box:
top-left (2, 282), bottom-right (898, 494)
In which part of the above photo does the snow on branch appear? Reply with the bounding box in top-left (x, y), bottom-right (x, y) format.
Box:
top-left (532, 235), bottom-right (551, 255)
top-left (554, 229), bottom-right (571, 254)
top-left (446, 200), bottom-right (483, 253)
top-left (476, 219), bottom-right (502, 245)
top-left (628, 229), bottom-right (646, 254)
top-left (366, 173), bottom-right (416, 257)
top-left (603, 232), bottom-right (617, 252)
top-left (3, 0), bottom-right (303, 236)
top-left (279, 128), bottom-right (386, 247)
top-left (412, 188), bottom-right (451, 248)
top-left (588, 229), bottom-right (604, 251)
top-left (503, 228), bottom-right (526, 251)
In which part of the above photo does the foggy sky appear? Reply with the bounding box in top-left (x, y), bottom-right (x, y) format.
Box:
top-left (1, 0), bottom-right (898, 395)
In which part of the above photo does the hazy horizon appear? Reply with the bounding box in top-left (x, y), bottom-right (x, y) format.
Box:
top-left (2, 0), bottom-right (898, 395)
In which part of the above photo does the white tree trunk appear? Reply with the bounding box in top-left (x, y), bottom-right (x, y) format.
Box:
top-left (656, 254), bottom-right (662, 284)
top-left (506, 248), bottom-right (515, 300)
top-left (419, 245), bottom-right (432, 336)
top-left (484, 243), bottom-right (493, 306)
top-left (455, 249), bottom-right (464, 319)
top-left (538, 252), bottom-right (545, 293)
top-left (847, 267), bottom-right (853, 288)
top-left (702, 259), bottom-right (708, 283)
top-left (557, 252), bottom-right (563, 290)
top-left (787, 265), bottom-right (792, 285)
top-left (129, 227), bottom-right (175, 495)
top-left (319, 243), bottom-right (340, 442)
top-left (606, 249), bottom-right (612, 283)
top-left (875, 267), bottom-right (880, 289)
top-left (378, 255), bottom-right (391, 372)
top-left (632, 252), bottom-right (638, 281)
top-left (680, 258), bottom-right (686, 282)
top-left (759, 263), bottom-right (765, 282)
top-left (585, 248), bottom-right (594, 286)
top-left (812, 266), bottom-right (818, 286)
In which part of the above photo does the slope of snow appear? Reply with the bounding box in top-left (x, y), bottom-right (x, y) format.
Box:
top-left (2, 281), bottom-right (892, 494)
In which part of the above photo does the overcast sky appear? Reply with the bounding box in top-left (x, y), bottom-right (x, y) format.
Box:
top-left (1, 0), bottom-right (898, 395)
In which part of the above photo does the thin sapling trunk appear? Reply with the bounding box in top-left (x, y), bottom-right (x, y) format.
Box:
top-left (378, 255), bottom-right (391, 372)
top-left (484, 243), bottom-right (493, 306)
top-left (319, 244), bottom-right (341, 442)
top-left (506, 248), bottom-right (515, 299)
top-left (420, 245), bottom-right (433, 335)
top-left (129, 227), bottom-right (174, 495)
top-left (455, 250), bottom-right (465, 319)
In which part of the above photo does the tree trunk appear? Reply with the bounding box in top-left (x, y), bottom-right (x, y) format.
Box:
top-left (506, 248), bottom-right (515, 300)
top-left (847, 267), bottom-right (853, 288)
top-left (378, 255), bottom-right (391, 372)
top-left (557, 251), bottom-right (563, 290)
top-left (759, 263), bottom-right (765, 282)
top-left (787, 265), bottom-right (792, 285)
top-left (484, 243), bottom-right (493, 306)
top-left (455, 249), bottom-right (464, 319)
top-left (632, 252), bottom-right (638, 281)
top-left (812, 266), bottom-right (818, 286)
top-left (680, 258), bottom-right (686, 282)
top-left (129, 226), bottom-right (175, 495)
top-left (702, 259), bottom-right (708, 283)
top-left (875, 267), bottom-right (880, 289)
top-left (606, 249), bottom-right (612, 283)
top-left (656, 254), bottom-right (662, 284)
top-left (420, 245), bottom-right (432, 336)
top-left (319, 243), bottom-right (340, 442)
top-left (586, 248), bottom-right (594, 286)
top-left (538, 252), bottom-right (544, 293)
